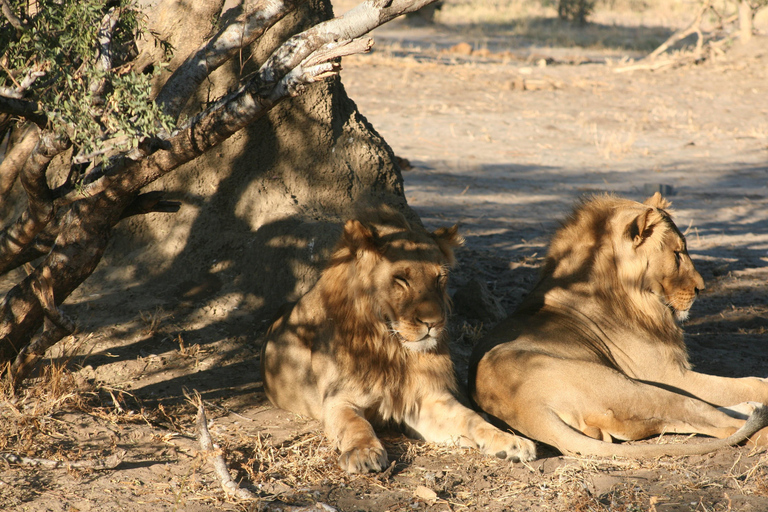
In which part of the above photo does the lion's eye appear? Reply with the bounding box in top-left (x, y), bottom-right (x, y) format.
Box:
top-left (673, 251), bottom-right (681, 265)
top-left (394, 276), bottom-right (409, 289)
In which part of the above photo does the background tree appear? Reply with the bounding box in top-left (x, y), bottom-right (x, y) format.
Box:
top-left (0, 0), bottom-right (434, 385)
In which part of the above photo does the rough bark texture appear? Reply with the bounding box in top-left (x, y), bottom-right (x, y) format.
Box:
top-left (94, 0), bottom-right (411, 324)
top-left (0, 0), bottom-right (415, 373)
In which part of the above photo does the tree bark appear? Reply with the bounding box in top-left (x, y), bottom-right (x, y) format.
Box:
top-left (0, 0), bottom-right (421, 373)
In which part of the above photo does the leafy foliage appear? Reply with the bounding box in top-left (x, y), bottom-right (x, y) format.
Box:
top-left (556, 0), bottom-right (595, 24)
top-left (0, 0), bottom-right (174, 163)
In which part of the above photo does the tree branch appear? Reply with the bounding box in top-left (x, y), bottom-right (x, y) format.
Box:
top-left (0, 123), bottom-right (38, 204)
top-left (156, 0), bottom-right (307, 120)
top-left (0, 0), bottom-right (25, 31)
top-left (10, 265), bottom-right (76, 385)
top-left (89, 7), bottom-right (121, 96)
top-left (0, 192), bottom-right (181, 275)
top-left (0, 131), bottom-right (70, 275)
top-left (0, 96), bottom-right (48, 127)
top-left (259, 0), bottom-right (437, 83)
top-left (646, 0), bottom-right (712, 60)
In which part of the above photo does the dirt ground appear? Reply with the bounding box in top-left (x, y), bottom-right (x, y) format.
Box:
top-left (3, 7), bottom-right (768, 512)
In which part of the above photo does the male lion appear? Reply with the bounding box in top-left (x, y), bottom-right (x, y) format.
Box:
top-left (261, 207), bottom-right (536, 473)
top-left (469, 193), bottom-right (768, 457)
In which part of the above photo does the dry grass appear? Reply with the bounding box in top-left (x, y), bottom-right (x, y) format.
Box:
top-left (591, 124), bottom-right (637, 159)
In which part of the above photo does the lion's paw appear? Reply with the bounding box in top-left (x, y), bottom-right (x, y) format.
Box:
top-left (338, 440), bottom-right (389, 474)
top-left (475, 426), bottom-right (537, 463)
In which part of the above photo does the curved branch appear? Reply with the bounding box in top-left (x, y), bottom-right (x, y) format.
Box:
top-left (0, 96), bottom-right (48, 127)
top-left (0, 192), bottom-right (180, 276)
top-left (259, 0), bottom-right (437, 83)
top-left (0, 124), bottom-right (38, 204)
top-left (156, 0), bottom-right (306, 120)
top-left (10, 265), bottom-right (76, 386)
top-left (0, 131), bottom-right (70, 275)
top-left (646, 0), bottom-right (711, 60)
top-left (1, 0), bottom-right (25, 31)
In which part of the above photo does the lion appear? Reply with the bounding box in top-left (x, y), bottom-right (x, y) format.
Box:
top-left (469, 193), bottom-right (768, 458)
top-left (261, 207), bottom-right (537, 473)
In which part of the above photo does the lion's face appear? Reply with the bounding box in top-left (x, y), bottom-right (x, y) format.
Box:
top-left (377, 238), bottom-right (452, 352)
top-left (624, 193), bottom-right (705, 322)
top-left (335, 213), bottom-right (463, 353)
top-left (643, 222), bottom-right (704, 321)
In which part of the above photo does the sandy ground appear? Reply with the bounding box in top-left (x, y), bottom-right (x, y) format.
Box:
top-left (2, 12), bottom-right (768, 512)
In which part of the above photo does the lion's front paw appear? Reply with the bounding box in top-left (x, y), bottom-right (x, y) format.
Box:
top-left (338, 439), bottom-right (389, 474)
top-left (475, 425), bottom-right (537, 463)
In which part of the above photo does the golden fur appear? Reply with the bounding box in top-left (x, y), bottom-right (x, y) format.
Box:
top-left (470, 193), bottom-right (768, 457)
top-left (262, 207), bottom-right (536, 473)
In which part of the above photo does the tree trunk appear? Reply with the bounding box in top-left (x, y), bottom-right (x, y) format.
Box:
top-left (0, 0), bottom-right (413, 372)
top-left (104, 0), bottom-right (410, 322)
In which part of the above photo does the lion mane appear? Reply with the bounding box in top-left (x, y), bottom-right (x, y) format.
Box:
top-left (469, 193), bottom-right (768, 458)
top-left (311, 208), bottom-right (459, 421)
top-left (262, 206), bottom-right (536, 473)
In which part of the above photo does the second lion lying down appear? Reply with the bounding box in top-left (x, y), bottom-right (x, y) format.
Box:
top-left (261, 207), bottom-right (536, 473)
top-left (470, 193), bottom-right (768, 457)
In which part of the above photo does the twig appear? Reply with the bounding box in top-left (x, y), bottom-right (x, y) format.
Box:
top-left (193, 392), bottom-right (259, 500)
top-left (0, 450), bottom-right (125, 470)
top-left (0, 0), bottom-right (25, 31)
top-left (192, 392), bottom-right (339, 511)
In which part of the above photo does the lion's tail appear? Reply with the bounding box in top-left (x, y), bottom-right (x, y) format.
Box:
top-left (548, 405), bottom-right (768, 458)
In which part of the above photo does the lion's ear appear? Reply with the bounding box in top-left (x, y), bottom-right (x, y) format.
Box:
top-left (342, 219), bottom-right (378, 255)
top-left (643, 192), bottom-right (672, 210)
top-left (433, 225), bottom-right (464, 264)
top-left (628, 208), bottom-right (665, 247)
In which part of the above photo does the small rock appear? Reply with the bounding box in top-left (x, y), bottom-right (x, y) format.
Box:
top-left (414, 485), bottom-right (437, 501)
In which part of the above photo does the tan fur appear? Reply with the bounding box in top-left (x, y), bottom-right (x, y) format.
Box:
top-left (262, 207), bottom-right (536, 473)
top-left (470, 193), bottom-right (768, 458)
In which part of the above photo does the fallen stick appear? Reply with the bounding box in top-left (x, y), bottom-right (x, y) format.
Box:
top-left (0, 450), bottom-right (124, 470)
top-left (195, 394), bottom-right (258, 500)
top-left (193, 393), bottom-right (338, 511)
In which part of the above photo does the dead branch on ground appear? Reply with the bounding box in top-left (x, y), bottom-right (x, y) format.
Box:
top-left (0, 450), bottom-right (125, 470)
top-left (615, 0), bottom-right (766, 73)
top-left (193, 392), bottom-right (338, 510)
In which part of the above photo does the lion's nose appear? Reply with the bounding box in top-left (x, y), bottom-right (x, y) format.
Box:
top-left (694, 272), bottom-right (705, 294)
top-left (417, 319), bottom-right (438, 330)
